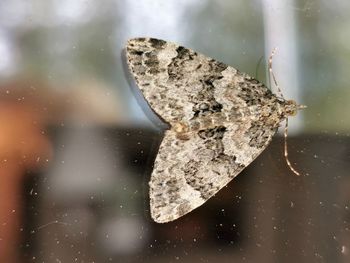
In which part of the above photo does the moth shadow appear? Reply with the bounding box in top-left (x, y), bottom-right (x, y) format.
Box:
top-left (121, 47), bottom-right (170, 131)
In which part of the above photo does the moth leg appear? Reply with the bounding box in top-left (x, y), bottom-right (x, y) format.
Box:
top-left (283, 118), bottom-right (301, 176)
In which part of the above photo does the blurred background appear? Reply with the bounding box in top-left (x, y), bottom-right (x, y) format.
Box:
top-left (0, 0), bottom-right (349, 262)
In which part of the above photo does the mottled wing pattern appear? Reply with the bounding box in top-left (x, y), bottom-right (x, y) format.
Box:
top-left (149, 129), bottom-right (246, 223)
top-left (126, 38), bottom-right (228, 125)
top-left (126, 38), bottom-right (282, 223)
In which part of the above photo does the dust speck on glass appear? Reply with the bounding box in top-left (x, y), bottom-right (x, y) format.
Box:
top-left (126, 37), bottom-right (304, 223)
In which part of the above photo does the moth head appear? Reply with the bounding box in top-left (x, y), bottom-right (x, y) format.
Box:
top-left (284, 100), bottom-right (307, 116)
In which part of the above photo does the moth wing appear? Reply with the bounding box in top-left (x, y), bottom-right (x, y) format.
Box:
top-left (150, 123), bottom-right (276, 223)
top-left (126, 37), bottom-right (274, 123)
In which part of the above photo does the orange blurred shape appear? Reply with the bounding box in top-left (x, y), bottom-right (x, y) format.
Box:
top-left (0, 82), bottom-right (57, 263)
top-left (0, 102), bottom-right (52, 169)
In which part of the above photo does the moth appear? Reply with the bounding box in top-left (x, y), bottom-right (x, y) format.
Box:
top-left (125, 38), bottom-right (306, 223)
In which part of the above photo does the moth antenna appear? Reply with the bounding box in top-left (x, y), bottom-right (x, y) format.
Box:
top-left (268, 48), bottom-right (284, 99)
top-left (284, 118), bottom-right (301, 176)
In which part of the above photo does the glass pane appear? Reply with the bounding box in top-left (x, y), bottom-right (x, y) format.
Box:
top-left (0, 0), bottom-right (348, 262)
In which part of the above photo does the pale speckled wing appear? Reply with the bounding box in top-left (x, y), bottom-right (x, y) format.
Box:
top-left (126, 38), bottom-right (285, 223)
top-left (149, 129), bottom-right (246, 223)
top-left (126, 38), bottom-right (231, 125)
